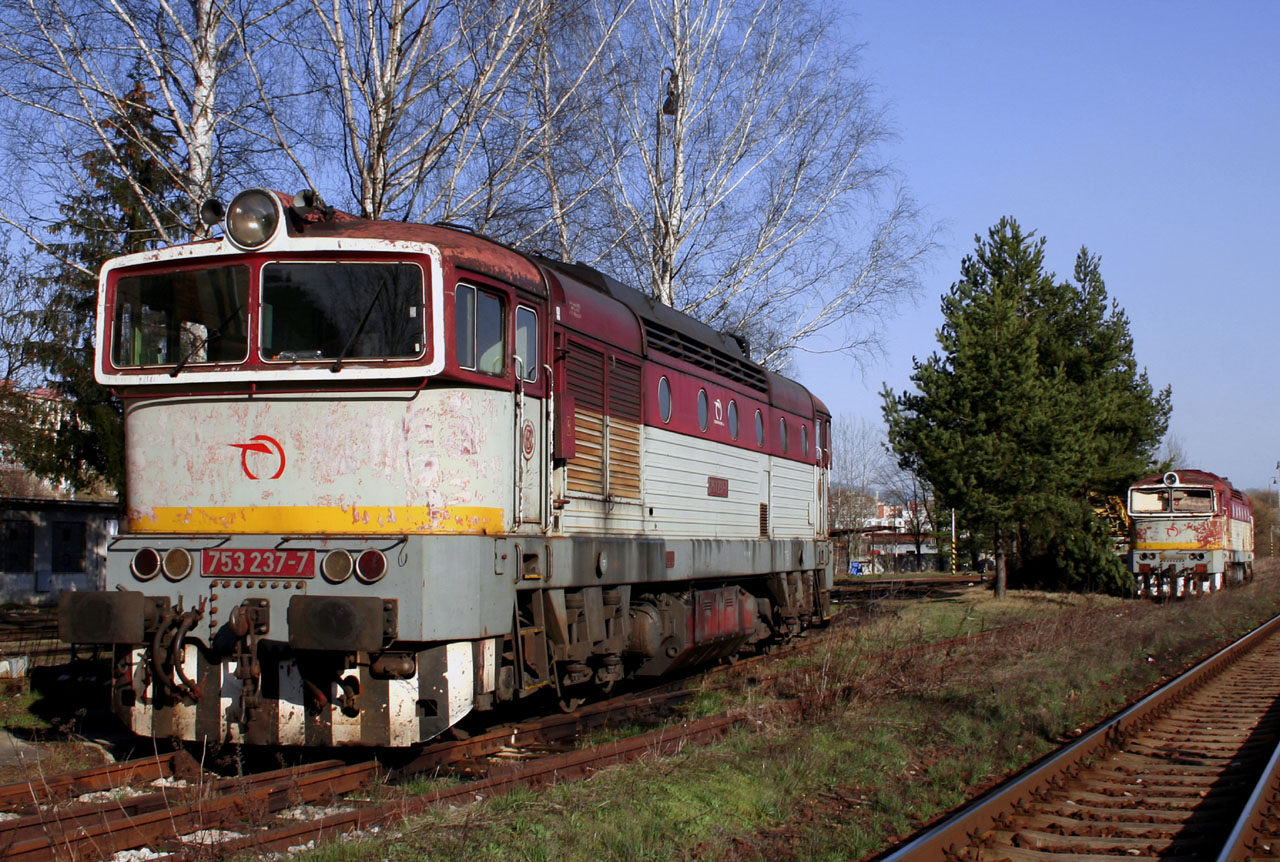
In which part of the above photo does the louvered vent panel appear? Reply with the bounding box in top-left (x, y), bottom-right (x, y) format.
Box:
top-left (642, 321), bottom-right (768, 391)
top-left (566, 345), bottom-right (606, 410)
top-left (604, 357), bottom-right (643, 499)
top-left (759, 503), bottom-right (769, 538)
top-left (609, 359), bottom-right (642, 422)
top-left (607, 418), bottom-right (642, 499)
top-left (568, 409), bottom-right (605, 496)
top-left (566, 343), bottom-right (606, 496)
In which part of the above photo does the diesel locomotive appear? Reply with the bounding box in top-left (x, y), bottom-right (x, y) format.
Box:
top-left (1128, 469), bottom-right (1254, 597)
top-left (58, 188), bottom-right (833, 747)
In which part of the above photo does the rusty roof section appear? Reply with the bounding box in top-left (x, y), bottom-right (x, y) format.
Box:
top-left (535, 259), bottom-right (752, 363)
top-left (1133, 468), bottom-right (1233, 488)
top-left (287, 213), bottom-right (547, 296)
top-left (535, 258), bottom-right (783, 390)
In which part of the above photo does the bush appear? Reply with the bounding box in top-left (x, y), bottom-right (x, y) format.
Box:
top-left (1013, 514), bottom-right (1135, 595)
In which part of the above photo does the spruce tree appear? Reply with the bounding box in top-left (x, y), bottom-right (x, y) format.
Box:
top-left (16, 76), bottom-right (185, 492)
top-left (883, 218), bottom-right (1170, 596)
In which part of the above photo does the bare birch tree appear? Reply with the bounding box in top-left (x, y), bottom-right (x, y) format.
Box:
top-left (550, 0), bottom-right (933, 368)
top-left (484, 0), bottom-right (637, 254)
top-left (296, 0), bottom-right (544, 221)
top-left (882, 460), bottom-right (934, 571)
top-left (828, 414), bottom-right (889, 561)
top-left (0, 0), bottom-right (304, 254)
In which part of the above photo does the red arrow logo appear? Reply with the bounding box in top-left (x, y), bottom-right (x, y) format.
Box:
top-left (230, 434), bottom-right (286, 480)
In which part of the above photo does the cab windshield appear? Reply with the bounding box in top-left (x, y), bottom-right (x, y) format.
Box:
top-left (111, 266), bottom-right (249, 368)
top-left (1129, 487), bottom-right (1215, 515)
top-left (261, 262), bottom-right (424, 362)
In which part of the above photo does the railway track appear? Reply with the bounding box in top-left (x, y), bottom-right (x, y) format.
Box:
top-left (0, 680), bottom-right (739, 860)
top-left (0, 614), bottom-right (830, 860)
top-left (880, 613), bottom-right (1280, 861)
top-left (0, 600), bottom-right (1116, 860)
top-left (831, 574), bottom-right (989, 604)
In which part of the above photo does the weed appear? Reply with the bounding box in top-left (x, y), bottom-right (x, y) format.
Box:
top-left (281, 571), bottom-right (1280, 861)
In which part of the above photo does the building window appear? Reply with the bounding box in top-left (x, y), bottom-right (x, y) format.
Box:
top-left (1, 520), bottom-right (34, 573)
top-left (53, 521), bottom-right (87, 574)
top-left (697, 389), bottom-right (709, 432)
top-left (455, 284), bottom-right (505, 375)
top-left (658, 376), bottom-right (672, 423)
top-left (728, 401), bottom-right (739, 439)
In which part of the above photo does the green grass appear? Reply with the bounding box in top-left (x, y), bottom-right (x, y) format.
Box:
top-left (283, 573), bottom-right (1280, 862)
top-left (0, 690), bottom-right (45, 730)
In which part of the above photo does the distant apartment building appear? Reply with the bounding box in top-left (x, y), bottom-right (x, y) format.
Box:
top-left (862, 501), bottom-right (937, 573)
top-left (0, 495), bottom-right (119, 603)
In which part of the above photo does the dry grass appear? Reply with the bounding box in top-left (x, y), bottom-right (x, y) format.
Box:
top-left (284, 568), bottom-right (1280, 862)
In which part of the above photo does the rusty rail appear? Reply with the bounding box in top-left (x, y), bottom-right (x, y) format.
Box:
top-left (208, 712), bottom-right (744, 859)
top-left (0, 756), bottom-right (378, 861)
top-left (1216, 723), bottom-right (1280, 860)
top-left (879, 613), bottom-right (1280, 860)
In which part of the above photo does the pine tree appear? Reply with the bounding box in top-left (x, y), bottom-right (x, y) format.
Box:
top-left (15, 76), bottom-right (185, 492)
top-left (883, 218), bottom-right (1170, 596)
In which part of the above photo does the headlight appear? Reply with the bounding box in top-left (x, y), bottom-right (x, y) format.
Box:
top-left (163, 548), bottom-right (193, 580)
top-left (225, 189), bottom-right (281, 249)
top-left (131, 548), bottom-right (161, 580)
top-left (322, 550), bottom-right (354, 584)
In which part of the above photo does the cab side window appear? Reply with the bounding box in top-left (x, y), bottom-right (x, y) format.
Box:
top-left (456, 283), bottom-right (505, 375)
top-left (515, 306), bottom-right (538, 382)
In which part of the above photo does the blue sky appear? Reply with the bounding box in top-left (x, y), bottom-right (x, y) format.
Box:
top-left (795, 1), bottom-right (1280, 491)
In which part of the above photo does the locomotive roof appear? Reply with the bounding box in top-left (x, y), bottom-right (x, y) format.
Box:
top-left (536, 258), bottom-right (826, 416)
top-left (537, 259), bottom-right (750, 364)
top-left (1132, 469), bottom-right (1235, 489)
top-left (288, 214), bottom-right (549, 297)
top-left (262, 202), bottom-right (828, 416)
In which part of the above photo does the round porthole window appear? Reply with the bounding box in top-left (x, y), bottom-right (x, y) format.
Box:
top-left (755, 410), bottom-right (764, 447)
top-left (698, 389), bottom-right (709, 432)
top-left (728, 401), bottom-right (739, 439)
top-left (801, 425), bottom-right (808, 457)
top-left (658, 376), bottom-right (671, 423)
top-left (779, 417), bottom-right (788, 452)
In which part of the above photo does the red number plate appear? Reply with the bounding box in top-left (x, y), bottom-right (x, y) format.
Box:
top-left (202, 549), bottom-right (315, 578)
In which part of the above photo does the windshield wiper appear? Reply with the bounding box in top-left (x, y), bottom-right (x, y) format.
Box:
top-left (331, 280), bottom-right (388, 372)
top-left (170, 302), bottom-right (243, 377)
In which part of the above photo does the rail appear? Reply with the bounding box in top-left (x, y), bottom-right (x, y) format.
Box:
top-left (879, 613), bottom-right (1280, 860)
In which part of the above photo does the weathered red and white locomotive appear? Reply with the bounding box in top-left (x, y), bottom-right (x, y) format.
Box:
top-left (58, 189), bottom-right (833, 746)
top-left (1127, 469), bottom-right (1254, 597)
